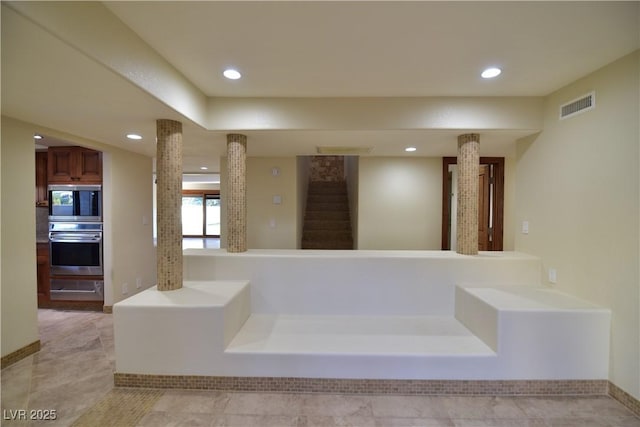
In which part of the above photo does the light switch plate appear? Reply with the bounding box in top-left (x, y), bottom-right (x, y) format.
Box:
top-left (522, 221), bottom-right (529, 234)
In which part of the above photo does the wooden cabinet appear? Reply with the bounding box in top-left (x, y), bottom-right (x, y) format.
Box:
top-left (36, 243), bottom-right (50, 306)
top-left (47, 146), bottom-right (102, 184)
top-left (35, 151), bottom-right (48, 206)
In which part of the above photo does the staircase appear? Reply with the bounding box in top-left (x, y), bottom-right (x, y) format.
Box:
top-left (302, 181), bottom-right (353, 249)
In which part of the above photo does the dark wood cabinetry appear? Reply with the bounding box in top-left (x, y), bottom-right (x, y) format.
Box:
top-left (35, 151), bottom-right (48, 206)
top-left (47, 146), bottom-right (102, 184)
top-left (36, 243), bottom-right (50, 306)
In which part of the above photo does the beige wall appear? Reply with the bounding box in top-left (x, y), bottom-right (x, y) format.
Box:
top-left (357, 157), bottom-right (443, 250)
top-left (247, 158), bottom-right (298, 249)
top-left (514, 51), bottom-right (639, 399)
top-left (1, 117), bottom-right (40, 357)
top-left (221, 157), bottom-right (299, 249)
top-left (103, 150), bottom-right (156, 305)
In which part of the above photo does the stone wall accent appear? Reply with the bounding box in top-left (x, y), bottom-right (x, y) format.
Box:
top-left (227, 134), bottom-right (247, 253)
top-left (310, 156), bottom-right (344, 182)
top-left (156, 119), bottom-right (183, 291)
top-left (1, 340), bottom-right (40, 369)
top-left (456, 134), bottom-right (480, 255)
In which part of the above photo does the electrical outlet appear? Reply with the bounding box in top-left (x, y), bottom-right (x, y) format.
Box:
top-left (122, 283), bottom-right (129, 295)
top-left (136, 278), bottom-right (142, 289)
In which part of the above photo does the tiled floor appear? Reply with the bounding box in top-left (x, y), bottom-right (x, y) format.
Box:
top-left (1, 309), bottom-right (639, 427)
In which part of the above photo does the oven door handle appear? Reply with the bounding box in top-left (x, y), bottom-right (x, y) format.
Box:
top-left (49, 233), bottom-right (102, 242)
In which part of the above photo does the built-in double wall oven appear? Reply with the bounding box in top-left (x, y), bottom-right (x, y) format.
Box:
top-left (48, 184), bottom-right (104, 301)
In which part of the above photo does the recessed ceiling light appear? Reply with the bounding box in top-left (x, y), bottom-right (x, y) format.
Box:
top-left (405, 147), bottom-right (417, 152)
top-left (126, 133), bottom-right (143, 140)
top-left (34, 134), bottom-right (43, 140)
top-left (223, 69), bottom-right (242, 80)
top-left (481, 67), bottom-right (502, 79)
top-left (200, 166), bottom-right (208, 170)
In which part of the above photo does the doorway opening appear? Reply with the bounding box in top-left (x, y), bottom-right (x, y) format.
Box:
top-left (441, 157), bottom-right (504, 251)
top-left (182, 190), bottom-right (221, 237)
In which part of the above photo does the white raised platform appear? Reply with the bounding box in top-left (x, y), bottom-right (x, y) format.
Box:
top-left (183, 249), bottom-right (542, 315)
top-left (114, 250), bottom-right (611, 380)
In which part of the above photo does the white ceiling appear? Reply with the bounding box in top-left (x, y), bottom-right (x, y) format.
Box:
top-left (2, 1), bottom-right (639, 173)
top-left (105, 1), bottom-right (638, 98)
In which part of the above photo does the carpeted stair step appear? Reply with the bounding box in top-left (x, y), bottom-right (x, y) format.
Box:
top-left (304, 220), bottom-right (351, 230)
top-left (300, 239), bottom-right (354, 250)
top-left (305, 210), bottom-right (351, 221)
top-left (305, 201), bottom-right (349, 211)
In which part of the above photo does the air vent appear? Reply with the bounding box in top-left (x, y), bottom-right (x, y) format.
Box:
top-left (560, 91), bottom-right (595, 119)
top-left (316, 146), bottom-right (372, 155)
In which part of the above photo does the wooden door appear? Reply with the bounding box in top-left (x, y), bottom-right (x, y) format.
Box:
top-left (441, 157), bottom-right (504, 251)
top-left (477, 164), bottom-right (491, 251)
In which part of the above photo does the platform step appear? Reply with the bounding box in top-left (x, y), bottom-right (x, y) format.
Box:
top-left (226, 314), bottom-right (495, 356)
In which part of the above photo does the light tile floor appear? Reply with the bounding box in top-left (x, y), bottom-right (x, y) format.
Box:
top-left (1, 309), bottom-right (639, 427)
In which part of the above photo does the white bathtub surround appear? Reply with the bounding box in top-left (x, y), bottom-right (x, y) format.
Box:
top-left (114, 250), bottom-right (611, 382)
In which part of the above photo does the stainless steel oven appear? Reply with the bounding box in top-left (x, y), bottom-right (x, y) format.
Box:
top-left (49, 222), bottom-right (103, 276)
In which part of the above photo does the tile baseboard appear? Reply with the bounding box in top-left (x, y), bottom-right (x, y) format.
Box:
top-left (609, 381), bottom-right (640, 417)
top-left (1, 340), bottom-right (40, 369)
top-left (114, 374), bottom-right (640, 416)
top-left (114, 374), bottom-right (607, 397)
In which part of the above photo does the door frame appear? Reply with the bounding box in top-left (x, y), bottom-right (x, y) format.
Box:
top-left (441, 157), bottom-right (504, 251)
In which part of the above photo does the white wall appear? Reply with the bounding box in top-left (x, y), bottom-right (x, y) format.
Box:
top-left (358, 157), bottom-right (442, 250)
top-left (514, 51), bottom-right (639, 399)
top-left (1, 116), bottom-right (40, 357)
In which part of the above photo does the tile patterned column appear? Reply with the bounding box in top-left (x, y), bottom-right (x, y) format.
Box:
top-left (456, 133), bottom-right (480, 255)
top-left (156, 119), bottom-right (183, 290)
top-left (227, 134), bottom-right (247, 253)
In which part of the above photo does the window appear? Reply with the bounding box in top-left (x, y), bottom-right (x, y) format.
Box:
top-left (182, 191), bottom-right (220, 237)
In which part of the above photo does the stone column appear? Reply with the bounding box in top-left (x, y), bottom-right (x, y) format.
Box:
top-left (156, 119), bottom-right (183, 290)
top-left (456, 133), bottom-right (480, 255)
top-left (227, 134), bottom-right (247, 252)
